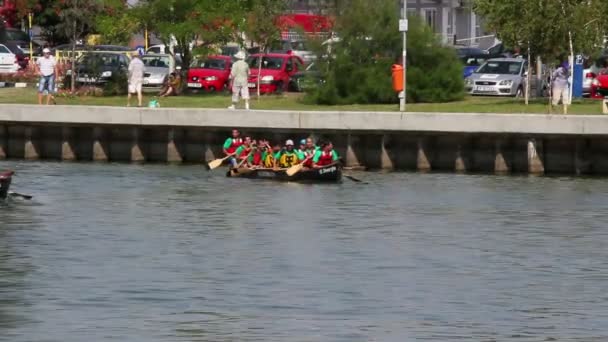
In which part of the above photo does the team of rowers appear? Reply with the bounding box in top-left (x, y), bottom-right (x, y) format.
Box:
top-left (223, 129), bottom-right (340, 169)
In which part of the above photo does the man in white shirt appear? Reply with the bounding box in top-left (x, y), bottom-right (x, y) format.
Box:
top-left (35, 48), bottom-right (58, 105)
top-left (127, 52), bottom-right (145, 107)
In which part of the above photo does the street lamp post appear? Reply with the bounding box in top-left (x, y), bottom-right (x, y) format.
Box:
top-left (399, 0), bottom-right (407, 112)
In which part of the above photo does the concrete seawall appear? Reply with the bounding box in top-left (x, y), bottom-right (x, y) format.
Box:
top-left (1, 104), bottom-right (608, 175)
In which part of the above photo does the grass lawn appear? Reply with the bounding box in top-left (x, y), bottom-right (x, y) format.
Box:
top-left (0, 87), bottom-right (605, 114)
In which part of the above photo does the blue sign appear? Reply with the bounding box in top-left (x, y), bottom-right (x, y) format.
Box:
top-left (572, 54), bottom-right (584, 98)
top-left (135, 45), bottom-right (145, 56)
top-left (29, 30), bottom-right (33, 38)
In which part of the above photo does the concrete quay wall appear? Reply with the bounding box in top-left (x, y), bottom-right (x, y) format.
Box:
top-left (1, 104), bottom-right (608, 175)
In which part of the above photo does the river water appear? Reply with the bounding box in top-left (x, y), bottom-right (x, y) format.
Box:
top-left (1, 162), bottom-right (607, 342)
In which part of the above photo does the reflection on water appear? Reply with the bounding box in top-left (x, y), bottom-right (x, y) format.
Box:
top-left (1, 162), bottom-right (608, 341)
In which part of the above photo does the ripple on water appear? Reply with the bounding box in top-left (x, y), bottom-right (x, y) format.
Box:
top-left (1, 162), bottom-right (608, 341)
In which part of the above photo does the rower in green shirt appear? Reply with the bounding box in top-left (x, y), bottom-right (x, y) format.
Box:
top-left (276, 139), bottom-right (301, 168)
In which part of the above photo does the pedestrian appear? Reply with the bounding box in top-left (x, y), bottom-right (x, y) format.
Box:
top-left (127, 52), bottom-right (145, 107)
top-left (35, 48), bottom-right (58, 105)
top-left (228, 51), bottom-right (250, 110)
top-left (551, 61), bottom-right (571, 114)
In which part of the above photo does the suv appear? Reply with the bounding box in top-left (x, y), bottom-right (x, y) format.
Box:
top-left (73, 52), bottom-right (130, 85)
top-left (270, 40), bottom-right (315, 64)
top-left (247, 53), bottom-right (304, 94)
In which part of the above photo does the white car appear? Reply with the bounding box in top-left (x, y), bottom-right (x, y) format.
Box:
top-left (0, 44), bottom-right (19, 74)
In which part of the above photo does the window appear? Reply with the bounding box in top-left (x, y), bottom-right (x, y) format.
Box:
top-left (0, 45), bottom-right (9, 54)
top-left (446, 8), bottom-right (454, 36)
top-left (422, 8), bottom-right (438, 32)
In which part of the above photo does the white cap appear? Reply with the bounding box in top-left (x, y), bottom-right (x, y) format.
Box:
top-left (285, 139), bottom-right (294, 146)
top-left (234, 51), bottom-right (246, 60)
top-left (43, 48), bottom-right (51, 53)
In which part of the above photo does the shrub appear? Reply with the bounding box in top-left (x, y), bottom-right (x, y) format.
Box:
top-left (306, 0), bottom-right (464, 105)
top-left (102, 71), bottom-right (128, 96)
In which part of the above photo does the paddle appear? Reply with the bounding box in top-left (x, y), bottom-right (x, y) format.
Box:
top-left (286, 155), bottom-right (314, 177)
top-left (232, 149), bottom-right (255, 171)
top-left (337, 158), bottom-right (367, 184)
top-left (207, 153), bottom-right (235, 170)
top-left (8, 192), bottom-right (33, 200)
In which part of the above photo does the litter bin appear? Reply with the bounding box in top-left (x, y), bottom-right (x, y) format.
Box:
top-left (392, 64), bottom-right (404, 92)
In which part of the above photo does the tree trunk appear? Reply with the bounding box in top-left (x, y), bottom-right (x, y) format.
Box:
top-left (525, 44), bottom-right (530, 105)
top-left (71, 27), bottom-right (76, 93)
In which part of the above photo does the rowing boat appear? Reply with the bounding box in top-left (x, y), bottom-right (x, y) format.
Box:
top-left (0, 170), bottom-right (14, 200)
top-left (226, 163), bottom-right (342, 183)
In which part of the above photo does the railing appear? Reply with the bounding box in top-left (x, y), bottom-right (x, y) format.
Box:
top-left (281, 31), bottom-right (331, 41)
top-left (454, 34), bottom-right (496, 48)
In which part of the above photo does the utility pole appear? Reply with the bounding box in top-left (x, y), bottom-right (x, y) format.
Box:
top-left (399, 0), bottom-right (407, 112)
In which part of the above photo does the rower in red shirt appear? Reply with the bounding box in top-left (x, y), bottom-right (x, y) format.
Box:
top-left (313, 141), bottom-right (339, 168)
top-left (223, 129), bottom-right (243, 156)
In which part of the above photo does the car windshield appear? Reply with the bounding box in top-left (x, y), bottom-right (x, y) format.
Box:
top-left (191, 58), bottom-right (226, 70)
top-left (142, 56), bottom-right (171, 68)
top-left (476, 61), bottom-right (522, 75)
top-left (6, 29), bottom-right (29, 41)
top-left (248, 56), bottom-right (284, 70)
top-left (81, 54), bottom-right (123, 67)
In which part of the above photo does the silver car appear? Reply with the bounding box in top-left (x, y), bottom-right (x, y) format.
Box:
top-left (142, 54), bottom-right (176, 92)
top-left (465, 58), bottom-right (527, 97)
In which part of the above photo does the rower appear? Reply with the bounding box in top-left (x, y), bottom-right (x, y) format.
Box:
top-left (301, 137), bottom-right (318, 168)
top-left (277, 139), bottom-right (301, 168)
top-left (312, 141), bottom-right (339, 168)
top-left (262, 142), bottom-right (282, 168)
top-left (233, 136), bottom-right (253, 168)
top-left (223, 129), bottom-right (243, 156)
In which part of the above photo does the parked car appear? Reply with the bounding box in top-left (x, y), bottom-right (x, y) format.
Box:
top-left (289, 61), bottom-right (323, 92)
top-left (247, 53), bottom-right (304, 94)
top-left (0, 43), bottom-right (19, 73)
top-left (141, 54), bottom-right (176, 92)
top-left (461, 54), bottom-right (489, 79)
top-left (147, 44), bottom-right (184, 66)
top-left (590, 68), bottom-right (608, 99)
top-left (187, 55), bottom-right (232, 92)
top-left (465, 58), bottom-right (527, 97)
top-left (73, 52), bottom-right (130, 85)
top-left (2, 41), bottom-right (28, 69)
top-left (270, 40), bottom-right (315, 64)
top-left (455, 46), bottom-right (488, 59)
top-left (4, 28), bottom-right (41, 56)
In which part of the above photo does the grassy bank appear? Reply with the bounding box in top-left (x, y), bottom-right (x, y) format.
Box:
top-left (0, 87), bottom-right (604, 114)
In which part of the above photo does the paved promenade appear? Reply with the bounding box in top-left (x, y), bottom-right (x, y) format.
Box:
top-left (1, 104), bottom-right (608, 135)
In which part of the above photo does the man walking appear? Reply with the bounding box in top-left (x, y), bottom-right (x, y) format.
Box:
top-left (228, 51), bottom-right (250, 110)
top-left (127, 52), bottom-right (145, 107)
top-left (35, 48), bottom-right (58, 105)
top-left (552, 61), bottom-right (571, 114)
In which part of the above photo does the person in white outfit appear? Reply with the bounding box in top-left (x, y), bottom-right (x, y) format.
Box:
top-left (228, 51), bottom-right (250, 110)
top-left (127, 52), bottom-right (145, 107)
top-left (552, 61), bottom-right (570, 114)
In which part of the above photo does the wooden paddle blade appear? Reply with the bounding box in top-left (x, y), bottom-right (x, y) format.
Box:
top-left (207, 158), bottom-right (225, 170)
top-left (286, 163), bottom-right (304, 177)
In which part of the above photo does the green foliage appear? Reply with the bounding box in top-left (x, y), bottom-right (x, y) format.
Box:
top-left (133, 0), bottom-right (246, 69)
top-left (102, 72), bottom-right (128, 96)
top-left (243, 0), bottom-right (286, 52)
top-left (406, 16), bottom-right (464, 103)
top-left (475, 0), bottom-right (608, 63)
top-left (96, 1), bottom-right (140, 45)
top-left (307, 0), bottom-right (464, 105)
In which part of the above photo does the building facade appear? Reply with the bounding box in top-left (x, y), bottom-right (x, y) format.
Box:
top-left (286, 0), bottom-right (493, 48)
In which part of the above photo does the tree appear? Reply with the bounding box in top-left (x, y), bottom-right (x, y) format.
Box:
top-left (56, 0), bottom-right (104, 92)
top-left (242, 0), bottom-right (286, 96)
top-left (96, 0), bottom-right (140, 45)
top-left (307, 0), bottom-right (464, 105)
top-left (475, 0), bottom-right (608, 104)
top-left (134, 0), bottom-right (245, 70)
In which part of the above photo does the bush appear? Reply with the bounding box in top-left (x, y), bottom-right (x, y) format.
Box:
top-left (102, 71), bottom-right (128, 96)
top-left (306, 0), bottom-right (464, 105)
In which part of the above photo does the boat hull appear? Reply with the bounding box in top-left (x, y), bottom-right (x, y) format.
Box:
top-left (227, 164), bottom-right (342, 183)
top-left (0, 171), bottom-right (14, 200)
